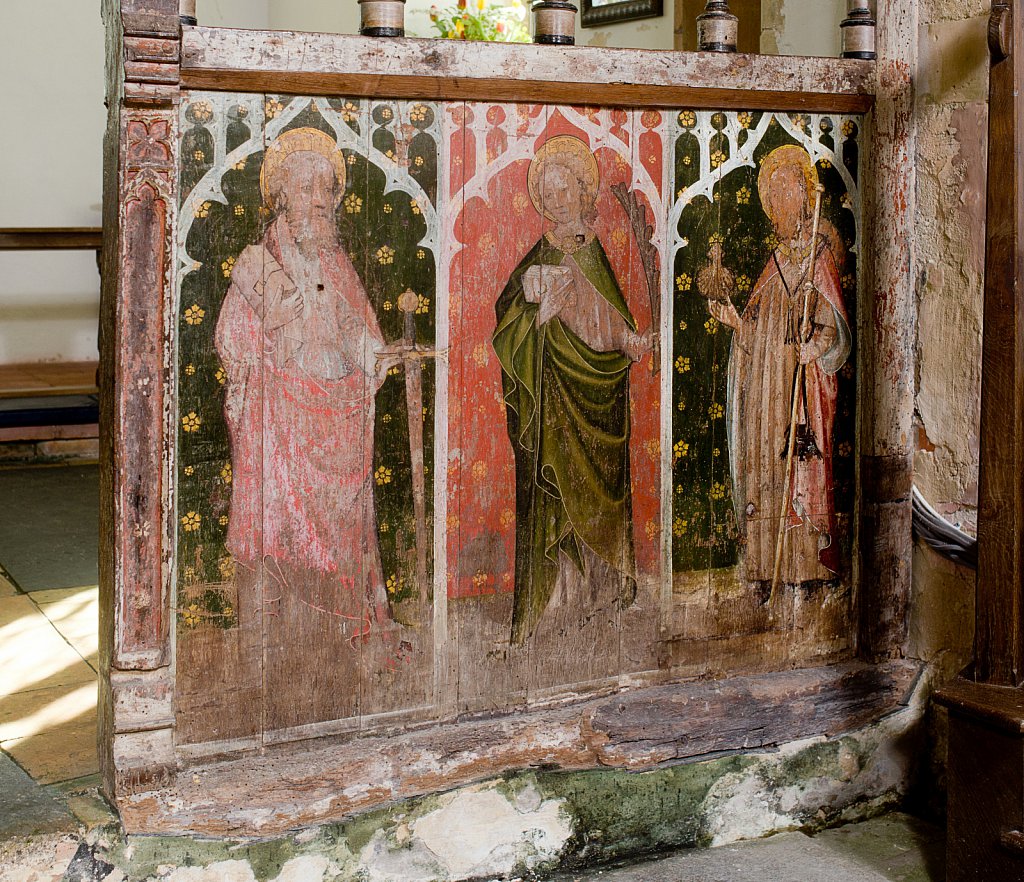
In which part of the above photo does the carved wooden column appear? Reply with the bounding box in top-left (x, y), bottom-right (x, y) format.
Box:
top-left (99, 0), bottom-right (181, 803)
top-left (936, 4), bottom-right (1024, 879)
top-left (696, 1), bottom-right (738, 52)
top-left (858, 0), bottom-right (916, 661)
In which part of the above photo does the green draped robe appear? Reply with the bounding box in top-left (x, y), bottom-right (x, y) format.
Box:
top-left (493, 235), bottom-right (639, 644)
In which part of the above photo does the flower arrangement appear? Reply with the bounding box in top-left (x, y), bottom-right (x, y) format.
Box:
top-left (429, 0), bottom-right (530, 42)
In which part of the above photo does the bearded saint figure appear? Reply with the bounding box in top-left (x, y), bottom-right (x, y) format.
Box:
top-left (215, 127), bottom-right (400, 730)
top-left (700, 145), bottom-right (852, 587)
top-left (493, 135), bottom-right (653, 644)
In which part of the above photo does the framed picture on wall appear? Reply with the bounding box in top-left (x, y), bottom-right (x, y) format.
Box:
top-left (580, 0), bottom-right (664, 27)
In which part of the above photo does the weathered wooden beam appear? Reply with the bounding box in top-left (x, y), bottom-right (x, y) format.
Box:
top-left (0, 228), bottom-right (103, 251)
top-left (118, 661), bottom-right (919, 836)
top-left (180, 28), bottom-right (876, 113)
top-left (975, 0), bottom-right (1024, 688)
top-left (858, 0), bottom-right (917, 661)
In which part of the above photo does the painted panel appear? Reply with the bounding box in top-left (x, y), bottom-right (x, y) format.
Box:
top-left (171, 94), bottom-right (862, 748)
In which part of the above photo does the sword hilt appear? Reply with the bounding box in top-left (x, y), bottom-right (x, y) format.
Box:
top-left (397, 288), bottom-right (418, 347)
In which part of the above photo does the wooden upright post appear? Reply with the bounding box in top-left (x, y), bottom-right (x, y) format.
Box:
top-left (935, 4), bottom-right (1024, 879)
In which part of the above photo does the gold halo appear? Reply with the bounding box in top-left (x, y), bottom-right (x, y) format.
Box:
top-left (757, 145), bottom-right (819, 221)
top-left (259, 127), bottom-right (347, 208)
top-left (527, 135), bottom-right (600, 221)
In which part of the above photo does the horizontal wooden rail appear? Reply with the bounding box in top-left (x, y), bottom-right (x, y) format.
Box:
top-left (0, 228), bottom-right (103, 251)
top-left (182, 27), bottom-right (875, 113)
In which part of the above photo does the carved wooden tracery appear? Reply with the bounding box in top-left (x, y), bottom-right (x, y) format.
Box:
top-left (100, 0), bottom-right (917, 834)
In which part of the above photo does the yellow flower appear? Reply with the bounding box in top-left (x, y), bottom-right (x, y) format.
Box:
top-left (193, 149), bottom-right (205, 163)
top-left (383, 300), bottom-right (393, 312)
top-left (644, 438), bottom-right (660, 462)
top-left (708, 402), bottom-right (724, 419)
top-left (215, 367), bottom-right (226, 385)
top-left (233, 157), bottom-right (247, 171)
top-left (764, 232), bottom-right (780, 250)
top-left (447, 513), bottom-right (460, 530)
top-left (683, 156), bottom-right (692, 166)
top-left (410, 199), bottom-right (421, 215)
top-left (181, 511), bottom-right (202, 532)
top-left (709, 232), bottom-right (725, 246)
top-left (704, 317), bottom-right (719, 334)
top-left (819, 158), bottom-right (832, 169)
top-left (472, 461), bottom-right (488, 480)
top-left (675, 356), bottom-right (691, 373)
top-left (184, 304), bottom-right (205, 325)
top-left (380, 106), bottom-right (393, 120)
top-left (737, 274), bottom-right (752, 293)
top-left (218, 555), bottom-right (236, 579)
top-left (347, 153), bottom-right (357, 166)
top-left (184, 363), bottom-right (196, 376)
top-left (454, 19), bottom-right (465, 35)
top-left (791, 113), bottom-right (809, 129)
top-left (416, 248), bottom-right (426, 260)
top-left (477, 0), bottom-right (485, 9)
top-left (220, 462), bottom-right (232, 484)
top-left (841, 120), bottom-right (856, 138)
top-left (736, 186), bottom-right (751, 205)
top-left (380, 522), bottom-right (389, 533)
top-left (190, 101), bottom-right (213, 122)
top-left (184, 465), bottom-right (195, 476)
top-left (416, 294), bottom-right (430, 315)
top-left (265, 98), bottom-right (284, 119)
top-left (676, 273), bottom-right (693, 292)
top-left (645, 519), bottom-right (659, 540)
top-left (386, 574), bottom-right (402, 594)
top-left (713, 447), bottom-right (721, 457)
top-left (472, 571), bottom-right (488, 589)
top-left (221, 257), bottom-right (235, 277)
top-left (375, 466), bottom-right (392, 485)
top-left (678, 320), bottom-right (688, 331)
top-left (219, 515), bottom-right (229, 526)
top-left (376, 245), bottom-right (395, 265)
top-left (500, 509), bottom-right (515, 528)
top-left (672, 516), bottom-right (689, 537)
top-left (182, 411), bottom-right (202, 433)
top-left (387, 366), bottom-right (401, 376)
top-left (710, 482), bottom-right (726, 500)
top-left (342, 100), bottom-right (359, 122)
top-left (383, 203), bottom-right (393, 214)
top-left (410, 105), bottom-right (428, 122)
top-left (738, 112), bottom-right (753, 129)
top-left (344, 194), bottom-right (363, 214)
top-left (414, 155), bottom-right (425, 167)
top-left (711, 149), bottom-right (727, 168)
top-left (182, 604), bottom-right (202, 627)
top-left (673, 440), bottom-right (689, 461)
top-left (678, 110), bottom-right (696, 128)
top-left (677, 399), bottom-right (686, 411)
top-left (194, 201), bottom-right (211, 218)
top-left (234, 204), bottom-right (245, 216)
top-left (382, 413), bottom-right (392, 423)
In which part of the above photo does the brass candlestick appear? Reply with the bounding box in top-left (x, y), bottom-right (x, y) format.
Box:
top-left (533, 0), bottom-right (577, 45)
top-left (840, 1), bottom-right (876, 60)
top-left (359, 0), bottom-right (406, 37)
top-left (697, 1), bottom-right (738, 53)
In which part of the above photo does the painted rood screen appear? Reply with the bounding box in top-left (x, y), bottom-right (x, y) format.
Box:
top-left (172, 95), bottom-right (861, 748)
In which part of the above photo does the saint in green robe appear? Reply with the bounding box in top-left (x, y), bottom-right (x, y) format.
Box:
top-left (493, 234), bottom-right (639, 644)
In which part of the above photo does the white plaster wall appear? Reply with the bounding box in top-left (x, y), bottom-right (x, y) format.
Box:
top-left (762, 0), bottom-right (845, 56)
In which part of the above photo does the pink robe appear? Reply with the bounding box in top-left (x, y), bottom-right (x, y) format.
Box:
top-left (727, 240), bottom-right (851, 583)
top-left (215, 218), bottom-right (391, 630)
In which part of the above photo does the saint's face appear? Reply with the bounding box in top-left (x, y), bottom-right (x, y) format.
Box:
top-left (540, 163), bottom-right (585, 227)
top-left (765, 165), bottom-right (809, 243)
top-left (279, 153), bottom-right (339, 230)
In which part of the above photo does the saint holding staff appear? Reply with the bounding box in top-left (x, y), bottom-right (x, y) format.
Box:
top-left (697, 145), bottom-right (852, 590)
top-left (493, 135), bottom-right (654, 644)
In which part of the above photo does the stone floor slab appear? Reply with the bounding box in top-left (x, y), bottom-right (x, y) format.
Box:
top-left (33, 587), bottom-right (99, 671)
top-left (0, 680), bottom-right (96, 742)
top-left (0, 596), bottom-right (96, 694)
top-left (814, 813), bottom-right (946, 882)
top-left (0, 751), bottom-right (75, 839)
top-left (2, 716), bottom-right (99, 784)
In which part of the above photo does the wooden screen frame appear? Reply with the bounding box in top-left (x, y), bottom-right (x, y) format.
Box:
top-left (100, 1), bottom-right (918, 835)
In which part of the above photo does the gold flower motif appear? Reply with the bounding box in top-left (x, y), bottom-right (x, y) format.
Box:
top-left (380, 107), bottom-right (393, 120)
top-left (383, 300), bottom-right (393, 312)
top-left (380, 522), bottom-right (389, 533)
top-left (704, 317), bottom-right (719, 334)
top-left (645, 520), bottom-right (659, 540)
top-left (709, 232), bottom-right (725, 246)
top-left (472, 343), bottom-right (490, 367)
top-left (682, 155), bottom-right (692, 166)
top-left (184, 465), bottom-right (195, 476)
top-left (181, 511), bottom-right (202, 532)
top-left (182, 604), bottom-right (202, 627)
top-left (193, 149), bottom-right (205, 163)
top-left (677, 399), bottom-right (687, 411)
top-left (190, 101), bottom-right (213, 123)
top-left (675, 356), bottom-right (691, 374)
top-left (708, 402), bottom-right (724, 419)
top-left (711, 149), bottom-right (727, 169)
top-left (410, 104), bottom-right (428, 122)
top-left (219, 515), bottom-right (229, 526)
top-left (265, 98), bottom-right (284, 119)
top-left (383, 204), bottom-right (393, 214)
top-left (447, 513), bottom-right (460, 530)
top-left (347, 154), bottom-right (357, 166)
top-left (471, 461), bottom-right (488, 481)
top-left (182, 412), bottom-right (202, 433)
top-left (376, 245), bottom-right (395, 265)
top-left (416, 294), bottom-right (430, 315)
top-left (841, 120), bottom-right (856, 138)
top-left (215, 367), bottom-right (226, 385)
top-left (673, 440), bottom-right (689, 461)
top-left (386, 574), bottom-right (402, 594)
top-left (710, 481), bottom-right (726, 500)
top-left (736, 186), bottom-right (751, 205)
top-left (344, 194), bottom-right (363, 214)
top-left (472, 571), bottom-right (488, 589)
top-left (184, 363), bottom-right (196, 376)
top-left (416, 249), bottom-right (426, 260)
top-left (220, 462), bottom-right (232, 484)
top-left (737, 275), bottom-right (752, 293)
top-left (410, 199), bottom-right (421, 216)
top-left (414, 155), bottom-right (424, 167)
top-left (672, 516), bottom-right (689, 538)
top-left (218, 555), bottom-right (236, 579)
top-left (342, 100), bottom-right (359, 122)
top-left (675, 273), bottom-right (693, 292)
top-left (738, 112), bottom-right (753, 129)
top-left (233, 157), bottom-right (247, 171)
top-left (678, 110), bottom-right (696, 128)
top-left (644, 438), bottom-right (660, 462)
top-left (500, 509), bottom-right (515, 529)
top-left (678, 320), bottom-right (688, 331)
top-left (194, 201), bottom-right (211, 219)
top-left (234, 205), bottom-right (245, 216)
top-left (819, 158), bottom-right (832, 169)
top-left (375, 465), bottom-right (392, 485)
top-left (184, 304), bottom-right (205, 325)
top-left (221, 257), bottom-right (235, 277)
